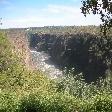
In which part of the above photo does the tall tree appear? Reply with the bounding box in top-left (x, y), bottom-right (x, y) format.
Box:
top-left (81, 0), bottom-right (112, 36)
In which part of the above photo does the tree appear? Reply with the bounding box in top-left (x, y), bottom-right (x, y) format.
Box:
top-left (81, 0), bottom-right (112, 36)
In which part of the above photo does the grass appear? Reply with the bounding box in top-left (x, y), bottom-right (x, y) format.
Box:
top-left (0, 31), bottom-right (112, 112)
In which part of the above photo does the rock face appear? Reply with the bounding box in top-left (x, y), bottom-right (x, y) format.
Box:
top-left (29, 33), bottom-right (112, 82)
top-left (6, 29), bottom-right (34, 70)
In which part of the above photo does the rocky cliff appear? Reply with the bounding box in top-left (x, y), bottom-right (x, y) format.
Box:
top-left (29, 32), bottom-right (112, 82)
top-left (6, 29), bottom-right (34, 70)
top-left (5, 27), bottom-right (112, 82)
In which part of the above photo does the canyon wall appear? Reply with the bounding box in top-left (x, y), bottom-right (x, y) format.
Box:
top-left (5, 27), bottom-right (112, 82)
top-left (29, 33), bottom-right (112, 82)
top-left (6, 29), bottom-right (34, 70)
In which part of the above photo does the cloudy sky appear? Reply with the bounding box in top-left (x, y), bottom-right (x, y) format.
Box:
top-left (0, 0), bottom-right (101, 28)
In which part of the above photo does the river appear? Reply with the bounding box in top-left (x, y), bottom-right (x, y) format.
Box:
top-left (30, 50), bottom-right (63, 79)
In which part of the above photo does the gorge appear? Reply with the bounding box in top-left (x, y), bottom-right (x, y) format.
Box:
top-left (6, 27), bottom-right (112, 83)
top-left (29, 31), bottom-right (112, 82)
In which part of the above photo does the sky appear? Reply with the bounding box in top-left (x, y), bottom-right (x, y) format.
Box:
top-left (0, 0), bottom-right (101, 28)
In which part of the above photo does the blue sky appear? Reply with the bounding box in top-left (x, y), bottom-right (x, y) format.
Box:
top-left (0, 0), bottom-right (101, 28)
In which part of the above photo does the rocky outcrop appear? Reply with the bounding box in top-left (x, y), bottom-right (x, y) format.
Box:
top-left (29, 33), bottom-right (112, 82)
top-left (6, 29), bottom-right (34, 70)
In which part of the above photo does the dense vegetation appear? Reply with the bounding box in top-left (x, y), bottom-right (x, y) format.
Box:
top-left (81, 0), bottom-right (112, 36)
top-left (0, 31), bottom-right (112, 112)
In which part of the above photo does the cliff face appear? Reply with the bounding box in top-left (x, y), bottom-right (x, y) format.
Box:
top-left (29, 33), bottom-right (112, 82)
top-left (6, 29), bottom-right (34, 70)
top-left (6, 28), bottom-right (112, 82)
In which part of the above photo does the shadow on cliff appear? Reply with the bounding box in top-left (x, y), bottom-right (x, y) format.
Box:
top-left (29, 33), bottom-right (112, 83)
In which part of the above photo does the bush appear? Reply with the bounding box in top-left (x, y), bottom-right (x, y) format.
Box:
top-left (82, 94), bottom-right (112, 112)
top-left (0, 92), bottom-right (19, 112)
top-left (18, 92), bottom-right (80, 112)
top-left (0, 31), bottom-right (112, 112)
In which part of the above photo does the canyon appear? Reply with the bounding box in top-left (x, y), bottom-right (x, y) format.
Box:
top-left (6, 27), bottom-right (112, 82)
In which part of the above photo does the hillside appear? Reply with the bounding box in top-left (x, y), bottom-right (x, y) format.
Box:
top-left (0, 27), bottom-right (112, 112)
top-left (6, 29), bottom-right (34, 70)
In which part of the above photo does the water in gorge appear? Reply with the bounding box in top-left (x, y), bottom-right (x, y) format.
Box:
top-left (30, 50), bottom-right (63, 79)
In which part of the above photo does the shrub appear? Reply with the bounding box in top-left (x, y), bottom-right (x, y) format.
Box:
top-left (0, 92), bottom-right (19, 112)
top-left (0, 31), bottom-right (112, 112)
top-left (82, 94), bottom-right (112, 112)
top-left (18, 92), bottom-right (80, 112)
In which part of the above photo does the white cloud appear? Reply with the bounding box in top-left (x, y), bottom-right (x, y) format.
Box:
top-left (38, 5), bottom-right (101, 25)
top-left (1, 4), bottom-right (101, 28)
top-left (43, 5), bottom-right (79, 14)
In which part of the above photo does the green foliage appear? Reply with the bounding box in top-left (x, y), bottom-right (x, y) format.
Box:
top-left (56, 70), bottom-right (112, 112)
top-left (0, 32), bottom-right (25, 90)
top-left (0, 32), bottom-right (12, 72)
top-left (0, 32), bottom-right (112, 112)
top-left (82, 94), bottom-right (112, 112)
top-left (56, 68), bottom-right (112, 98)
top-left (18, 92), bottom-right (79, 112)
top-left (0, 92), bottom-right (19, 112)
top-left (81, 0), bottom-right (112, 36)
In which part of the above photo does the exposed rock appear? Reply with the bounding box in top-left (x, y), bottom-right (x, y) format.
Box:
top-left (6, 29), bottom-right (35, 70)
top-left (29, 33), bottom-right (112, 82)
